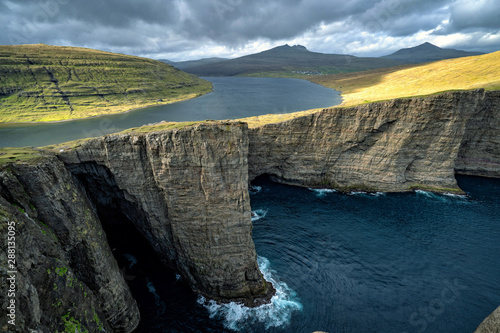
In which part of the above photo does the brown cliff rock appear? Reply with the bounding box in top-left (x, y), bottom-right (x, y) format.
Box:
top-left (475, 306), bottom-right (500, 333)
top-left (249, 89), bottom-right (499, 193)
top-left (58, 122), bottom-right (272, 306)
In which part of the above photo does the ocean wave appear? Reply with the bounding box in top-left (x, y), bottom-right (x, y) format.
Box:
top-left (250, 185), bottom-right (263, 194)
top-left (146, 278), bottom-right (167, 315)
top-left (347, 191), bottom-right (386, 197)
top-left (123, 253), bottom-right (138, 269)
top-left (415, 189), bottom-right (469, 202)
top-left (309, 188), bottom-right (337, 197)
top-left (252, 209), bottom-right (268, 222)
top-left (198, 256), bottom-right (302, 331)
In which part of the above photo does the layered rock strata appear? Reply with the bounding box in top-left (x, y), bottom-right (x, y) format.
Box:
top-left (0, 89), bottom-right (499, 332)
top-left (249, 89), bottom-right (500, 192)
top-left (57, 122), bottom-right (271, 306)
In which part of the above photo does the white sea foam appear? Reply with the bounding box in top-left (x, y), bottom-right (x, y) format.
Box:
top-left (175, 273), bottom-right (182, 281)
top-left (415, 189), bottom-right (468, 201)
top-left (250, 185), bottom-right (262, 194)
top-left (442, 192), bottom-right (468, 199)
top-left (146, 278), bottom-right (166, 314)
top-left (123, 253), bottom-right (138, 269)
top-left (309, 188), bottom-right (337, 197)
top-left (251, 209), bottom-right (268, 222)
top-left (198, 256), bottom-right (302, 331)
top-left (348, 191), bottom-right (386, 197)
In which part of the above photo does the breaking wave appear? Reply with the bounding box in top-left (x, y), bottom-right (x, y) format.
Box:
top-left (123, 253), bottom-right (137, 269)
top-left (251, 209), bottom-right (268, 222)
top-left (198, 256), bottom-right (302, 331)
top-left (309, 188), bottom-right (337, 197)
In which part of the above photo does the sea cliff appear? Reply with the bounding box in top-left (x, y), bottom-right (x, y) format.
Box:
top-left (249, 89), bottom-right (500, 192)
top-left (0, 89), bottom-right (498, 332)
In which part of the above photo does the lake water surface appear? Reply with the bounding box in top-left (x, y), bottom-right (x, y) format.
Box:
top-left (0, 77), bottom-right (341, 147)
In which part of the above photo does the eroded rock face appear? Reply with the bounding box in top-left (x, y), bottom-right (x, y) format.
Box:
top-left (249, 89), bottom-right (500, 192)
top-left (58, 122), bottom-right (272, 305)
top-left (0, 157), bottom-right (139, 333)
top-left (0, 90), bottom-right (499, 332)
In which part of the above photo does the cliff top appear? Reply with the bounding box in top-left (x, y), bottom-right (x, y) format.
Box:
top-left (0, 44), bottom-right (212, 123)
top-left (0, 147), bottom-right (48, 165)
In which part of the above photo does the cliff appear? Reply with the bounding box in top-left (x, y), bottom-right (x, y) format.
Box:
top-left (0, 155), bottom-right (140, 332)
top-left (57, 123), bottom-right (272, 306)
top-left (0, 89), bottom-right (499, 332)
top-left (475, 306), bottom-right (500, 333)
top-left (249, 89), bottom-right (500, 192)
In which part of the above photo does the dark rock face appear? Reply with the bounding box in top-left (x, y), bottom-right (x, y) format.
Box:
top-left (0, 90), bottom-right (498, 332)
top-left (0, 157), bottom-right (139, 333)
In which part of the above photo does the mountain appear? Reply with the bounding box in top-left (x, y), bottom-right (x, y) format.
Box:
top-left (159, 57), bottom-right (228, 70)
top-left (0, 44), bottom-right (212, 123)
top-left (185, 44), bottom-right (405, 76)
top-left (381, 42), bottom-right (484, 63)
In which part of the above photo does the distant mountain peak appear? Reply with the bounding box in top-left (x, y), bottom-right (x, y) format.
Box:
top-left (415, 42), bottom-right (441, 49)
top-left (291, 44), bottom-right (308, 51)
top-left (382, 42), bottom-right (483, 64)
top-left (272, 44), bottom-right (309, 52)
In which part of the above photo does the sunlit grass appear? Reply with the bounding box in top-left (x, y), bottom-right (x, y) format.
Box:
top-left (0, 147), bottom-right (46, 165)
top-left (309, 51), bottom-right (500, 106)
top-left (0, 44), bottom-right (212, 123)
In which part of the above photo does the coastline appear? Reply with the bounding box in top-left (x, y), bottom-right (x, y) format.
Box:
top-left (0, 91), bottom-right (212, 126)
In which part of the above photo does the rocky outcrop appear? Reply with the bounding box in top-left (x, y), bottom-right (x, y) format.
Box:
top-left (0, 156), bottom-right (139, 333)
top-left (475, 306), bottom-right (500, 333)
top-left (57, 122), bottom-right (272, 306)
top-left (0, 89), bottom-right (498, 332)
top-left (249, 89), bottom-right (500, 192)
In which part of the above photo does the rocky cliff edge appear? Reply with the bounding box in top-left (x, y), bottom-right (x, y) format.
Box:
top-left (0, 89), bottom-right (498, 332)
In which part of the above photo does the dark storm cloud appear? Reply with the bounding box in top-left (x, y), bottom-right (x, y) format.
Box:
top-left (447, 0), bottom-right (500, 31)
top-left (1, 0), bottom-right (499, 59)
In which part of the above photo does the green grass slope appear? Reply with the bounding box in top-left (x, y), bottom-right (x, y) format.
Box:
top-left (0, 44), bottom-right (212, 123)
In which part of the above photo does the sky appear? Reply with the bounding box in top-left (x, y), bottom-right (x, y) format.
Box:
top-left (1, 0), bottom-right (500, 61)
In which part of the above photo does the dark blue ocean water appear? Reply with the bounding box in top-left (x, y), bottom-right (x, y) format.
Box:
top-left (109, 175), bottom-right (500, 333)
top-left (0, 77), bottom-right (340, 147)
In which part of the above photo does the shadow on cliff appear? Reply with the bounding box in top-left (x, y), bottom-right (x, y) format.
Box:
top-left (68, 161), bottom-right (226, 332)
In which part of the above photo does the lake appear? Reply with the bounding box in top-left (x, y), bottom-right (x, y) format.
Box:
top-left (0, 77), bottom-right (341, 148)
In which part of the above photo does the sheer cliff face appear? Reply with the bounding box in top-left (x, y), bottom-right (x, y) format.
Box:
top-left (249, 90), bottom-right (500, 192)
top-left (0, 157), bottom-right (140, 333)
top-left (58, 122), bottom-right (270, 305)
top-left (0, 90), bottom-right (499, 332)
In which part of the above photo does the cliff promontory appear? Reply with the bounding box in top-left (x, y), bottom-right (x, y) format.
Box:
top-left (0, 89), bottom-right (498, 332)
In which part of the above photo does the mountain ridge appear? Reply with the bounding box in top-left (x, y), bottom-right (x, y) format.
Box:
top-left (184, 44), bottom-right (404, 76)
top-left (381, 42), bottom-right (483, 63)
top-left (183, 42), bottom-right (484, 77)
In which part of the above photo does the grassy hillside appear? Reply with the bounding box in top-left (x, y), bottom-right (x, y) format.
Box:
top-left (309, 51), bottom-right (500, 106)
top-left (0, 44), bottom-right (212, 123)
